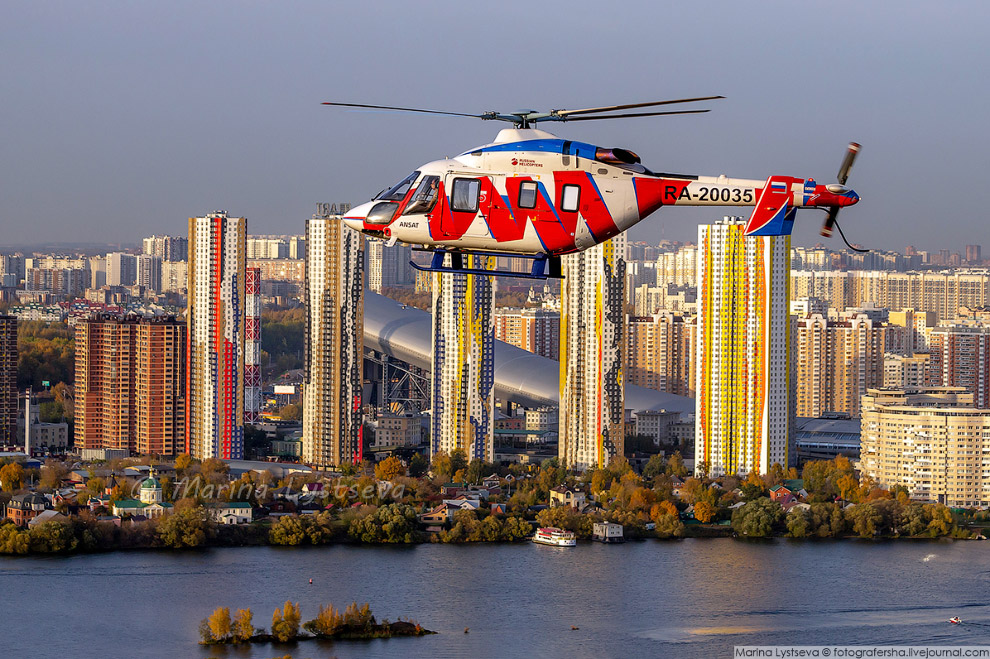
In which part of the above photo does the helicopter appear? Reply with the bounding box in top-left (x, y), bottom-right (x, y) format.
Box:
top-left (324, 97), bottom-right (861, 279)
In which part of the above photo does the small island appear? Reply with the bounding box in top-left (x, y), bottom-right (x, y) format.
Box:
top-left (198, 600), bottom-right (434, 646)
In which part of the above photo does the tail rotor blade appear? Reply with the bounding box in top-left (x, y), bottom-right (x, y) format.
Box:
top-left (821, 208), bottom-right (839, 238)
top-left (836, 142), bottom-right (861, 185)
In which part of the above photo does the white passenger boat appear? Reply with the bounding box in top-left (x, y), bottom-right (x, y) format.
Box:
top-left (533, 527), bottom-right (577, 547)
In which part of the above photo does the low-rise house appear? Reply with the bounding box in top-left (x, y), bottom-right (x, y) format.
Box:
top-left (207, 501), bottom-right (253, 525)
top-left (769, 485), bottom-right (797, 504)
top-left (482, 474), bottom-right (501, 489)
top-left (28, 509), bottom-right (66, 528)
top-left (301, 482), bottom-right (326, 497)
top-left (550, 486), bottom-right (586, 510)
top-left (593, 521), bottom-right (624, 543)
top-left (6, 492), bottom-right (51, 527)
top-left (419, 503), bottom-right (454, 525)
top-left (442, 496), bottom-right (481, 511)
top-left (490, 502), bottom-right (507, 515)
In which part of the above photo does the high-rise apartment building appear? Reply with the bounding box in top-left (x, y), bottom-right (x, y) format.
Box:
top-left (794, 313), bottom-right (885, 418)
top-left (791, 270), bottom-right (990, 323)
top-left (696, 218), bottom-right (792, 477)
top-left (431, 255), bottom-right (495, 462)
top-left (366, 240), bottom-right (413, 292)
top-left (143, 235), bottom-right (189, 262)
top-left (887, 309), bottom-right (937, 354)
top-left (302, 217), bottom-right (364, 467)
top-left (928, 323), bottom-right (990, 408)
top-left (884, 353), bottom-right (930, 389)
top-left (860, 387), bottom-right (988, 507)
top-left (106, 252), bottom-right (138, 287)
top-left (186, 212), bottom-right (246, 460)
top-left (136, 254), bottom-right (162, 292)
top-left (559, 235), bottom-right (625, 471)
top-left (161, 260), bottom-right (188, 294)
top-left (493, 307), bottom-right (559, 360)
top-left (656, 245), bottom-right (697, 287)
top-left (625, 311), bottom-right (695, 397)
top-left (0, 317), bottom-right (16, 446)
top-left (75, 315), bottom-right (186, 455)
top-left (966, 244), bottom-right (982, 265)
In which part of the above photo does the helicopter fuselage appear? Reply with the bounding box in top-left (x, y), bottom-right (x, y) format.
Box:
top-left (342, 128), bottom-right (859, 256)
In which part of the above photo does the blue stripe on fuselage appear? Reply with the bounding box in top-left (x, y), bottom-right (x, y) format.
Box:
top-left (462, 139), bottom-right (599, 160)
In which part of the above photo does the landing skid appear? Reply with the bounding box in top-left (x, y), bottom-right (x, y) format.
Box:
top-left (410, 249), bottom-right (563, 280)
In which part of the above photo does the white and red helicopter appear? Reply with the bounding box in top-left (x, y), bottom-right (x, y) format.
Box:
top-left (325, 97), bottom-right (862, 279)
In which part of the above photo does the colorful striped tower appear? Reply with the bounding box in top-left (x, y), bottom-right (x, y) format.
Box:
top-left (558, 234), bottom-right (626, 471)
top-left (431, 255), bottom-right (495, 462)
top-left (695, 217), bottom-right (792, 477)
top-left (186, 212), bottom-right (246, 460)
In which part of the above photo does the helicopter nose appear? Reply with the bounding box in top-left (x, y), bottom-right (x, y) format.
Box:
top-left (341, 201), bottom-right (374, 231)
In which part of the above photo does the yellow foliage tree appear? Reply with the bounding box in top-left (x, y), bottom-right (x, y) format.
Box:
top-left (650, 500), bottom-right (678, 522)
top-left (232, 608), bottom-right (253, 641)
top-left (207, 606), bottom-right (232, 642)
top-left (0, 462), bottom-right (24, 492)
top-left (693, 500), bottom-right (717, 523)
top-left (271, 601), bottom-right (301, 642)
top-left (374, 456), bottom-right (406, 481)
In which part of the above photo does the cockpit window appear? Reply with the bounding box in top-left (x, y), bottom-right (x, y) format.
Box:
top-left (403, 175), bottom-right (440, 215)
top-left (378, 171), bottom-right (420, 201)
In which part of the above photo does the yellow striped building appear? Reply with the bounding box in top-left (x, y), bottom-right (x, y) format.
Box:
top-left (695, 218), bottom-right (792, 477)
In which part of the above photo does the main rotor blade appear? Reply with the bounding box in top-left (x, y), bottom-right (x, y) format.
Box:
top-left (554, 96), bottom-right (724, 118)
top-left (836, 142), bottom-right (861, 185)
top-left (557, 109), bottom-right (711, 122)
top-left (321, 101), bottom-right (486, 119)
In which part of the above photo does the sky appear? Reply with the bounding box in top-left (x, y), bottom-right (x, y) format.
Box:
top-left (2, 1), bottom-right (989, 252)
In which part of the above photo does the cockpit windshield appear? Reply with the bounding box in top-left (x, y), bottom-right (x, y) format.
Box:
top-left (377, 171), bottom-right (420, 201)
top-left (403, 175), bottom-right (440, 215)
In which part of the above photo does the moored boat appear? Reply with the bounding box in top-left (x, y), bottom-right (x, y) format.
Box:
top-left (533, 527), bottom-right (577, 547)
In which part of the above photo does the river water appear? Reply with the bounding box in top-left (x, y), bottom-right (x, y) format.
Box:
top-left (2, 539), bottom-right (988, 658)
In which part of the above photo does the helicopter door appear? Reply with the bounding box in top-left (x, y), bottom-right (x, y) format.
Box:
top-left (443, 174), bottom-right (497, 238)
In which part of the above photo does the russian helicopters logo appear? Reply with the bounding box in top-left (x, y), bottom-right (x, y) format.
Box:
top-left (511, 157), bottom-right (541, 168)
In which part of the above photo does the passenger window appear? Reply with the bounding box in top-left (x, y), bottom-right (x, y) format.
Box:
top-left (451, 178), bottom-right (480, 213)
top-left (518, 181), bottom-right (538, 209)
top-left (561, 185), bottom-right (580, 212)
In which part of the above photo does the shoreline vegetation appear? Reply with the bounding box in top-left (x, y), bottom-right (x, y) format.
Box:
top-left (1, 454), bottom-right (987, 558)
top-left (198, 601), bottom-right (434, 647)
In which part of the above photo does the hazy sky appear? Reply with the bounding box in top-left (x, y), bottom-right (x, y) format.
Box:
top-left (3, 2), bottom-right (989, 252)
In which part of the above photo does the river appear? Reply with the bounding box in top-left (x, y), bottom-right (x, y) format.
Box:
top-left (2, 539), bottom-right (988, 658)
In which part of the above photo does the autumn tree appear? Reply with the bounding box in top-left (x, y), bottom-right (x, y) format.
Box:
top-left (207, 606), bottom-right (232, 642)
top-left (693, 500), bottom-right (717, 523)
top-left (430, 450), bottom-right (452, 478)
top-left (731, 498), bottom-right (783, 537)
top-left (449, 449), bottom-right (468, 477)
top-left (271, 601), bottom-right (301, 642)
top-left (174, 453), bottom-right (193, 474)
top-left (785, 508), bottom-right (810, 538)
top-left (0, 462), bottom-right (25, 492)
top-left (665, 451), bottom-right (689, 478)
top-left (232, 608), bottom-right (254, 641)
top-left (157, 507), bottom-right (214, 548)
top-left (279, 403), bottom-right (302, 421)
top-left (374, 456), bottom-right (406, 481)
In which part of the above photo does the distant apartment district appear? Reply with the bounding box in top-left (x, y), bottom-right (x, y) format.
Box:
top-left (2, 212), bottom-right (990, 508)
